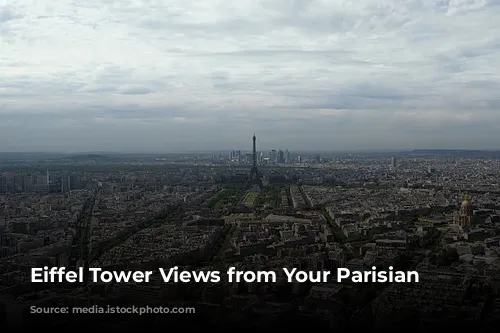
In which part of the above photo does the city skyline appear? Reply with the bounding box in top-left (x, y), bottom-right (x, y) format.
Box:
top-left (4, 144), bottom-right (500, 155)
top-left (2, 1), bottom-right (500, 152)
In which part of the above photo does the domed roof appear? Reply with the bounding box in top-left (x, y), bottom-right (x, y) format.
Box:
top-left (461, 195), bottom-right (471, 207)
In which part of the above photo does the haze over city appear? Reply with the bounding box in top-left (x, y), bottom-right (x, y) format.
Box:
top-left (1, 0), bottom-right (500, 152)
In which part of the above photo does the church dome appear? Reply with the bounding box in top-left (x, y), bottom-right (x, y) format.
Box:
top-left (460, 195), bottom-right (472, 216)
top-left (461, 195), bottom-right (470, 208)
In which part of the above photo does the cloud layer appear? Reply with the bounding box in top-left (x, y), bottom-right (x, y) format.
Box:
top-left (1, 0), bottom-right (500, 152)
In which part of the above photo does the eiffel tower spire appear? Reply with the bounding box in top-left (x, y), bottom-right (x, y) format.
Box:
top-left (248, 133), bottom-right (263, 188)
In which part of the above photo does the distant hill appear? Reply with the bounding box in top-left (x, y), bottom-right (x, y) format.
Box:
top-left (56, 154), bottom-right (124, 162)
top-left (0, 152), bottom-right (68, 160)
top-left (405, 149), bottom-right (500, 157)
top-left (64, 154), bottom-right (108, 160)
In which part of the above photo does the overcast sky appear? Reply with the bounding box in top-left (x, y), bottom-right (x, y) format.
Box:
top-left (1, 0), bottom-right (500, 152)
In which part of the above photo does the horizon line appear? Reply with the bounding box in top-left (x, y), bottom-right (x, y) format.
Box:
top-left (1, 148), bottom-right (500, 155)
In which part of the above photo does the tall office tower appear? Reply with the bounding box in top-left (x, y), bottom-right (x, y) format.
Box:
top-left (69, 174), bottom-right (82, 190)
top-left (270, 149), bottom-right (277, 163)
top-left (391, 157), bottom-right (396, 168)
top-left (247, 134), bottom-right (263, 188)
top-left (0, 176), bottom-right (7, 195)
top-left (61, 174), bottom-right (71, 193)
top-left (22, 175), bottom-right (32, 192)
top-left (13, 174), bottom-right (24, 192)
top-left (278, 150), bottom-right (284, 163)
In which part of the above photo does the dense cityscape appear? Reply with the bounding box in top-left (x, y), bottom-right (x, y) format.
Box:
top-left (3, 0), bottom-right (500, 330)
top-left (1, 135), bottom-right (500, 329)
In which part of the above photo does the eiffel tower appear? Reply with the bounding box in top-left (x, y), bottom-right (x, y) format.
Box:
top-left (247, 133), bottom-right (263, 189)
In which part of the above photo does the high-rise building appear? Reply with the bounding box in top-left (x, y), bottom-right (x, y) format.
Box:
top-left (61, 174), bottom-right (71, 193)
top-left (270, 149), bottom-right (277, 163)
top-left (13, 174), bottom-right (24, 192)
top-left (0, 176), bottom-right (7, 195)
top-left (391, 157), bottom-right (396, 168)
top-left (278, 150), bottom-right (284, 163)
top-left (69, 174), bottom-right (82, 190)
top-left (22, 175), bottom-right (32, 192)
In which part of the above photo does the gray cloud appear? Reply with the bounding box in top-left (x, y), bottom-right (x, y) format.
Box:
top-left (1, 0), bottom-right (500, 152)
top-left (0, 6), bottom-right (21, 23)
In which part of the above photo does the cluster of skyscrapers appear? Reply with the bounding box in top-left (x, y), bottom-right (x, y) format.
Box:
top-left (214, 148), bottom-right (298, 164)
top-left (0, 171), bottom-right (83, 195)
